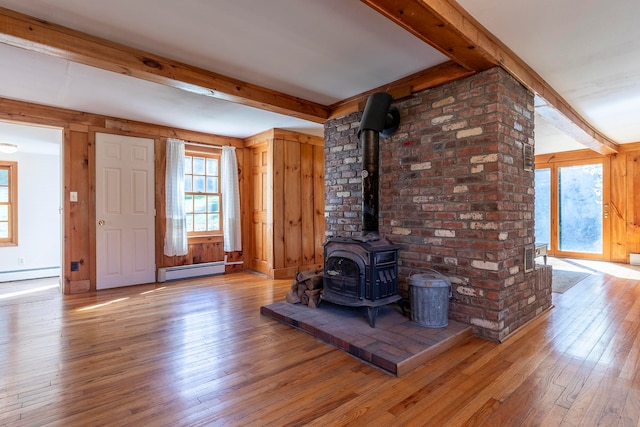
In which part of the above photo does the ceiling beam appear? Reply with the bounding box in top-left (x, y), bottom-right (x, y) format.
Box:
top-left (0, 7), bottom-right (329, 124)
top-left (361, 0), bottom-right (619, 155)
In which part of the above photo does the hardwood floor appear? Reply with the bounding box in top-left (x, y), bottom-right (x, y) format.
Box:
top-left (1, 262), bottom-right (639, 426)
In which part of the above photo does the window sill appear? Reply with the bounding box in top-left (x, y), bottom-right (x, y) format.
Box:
top-left (188, 235), bottom-right (223, 244)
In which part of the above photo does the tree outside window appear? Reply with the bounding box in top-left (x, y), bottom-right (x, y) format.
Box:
top-left (184, 150), bottom-right (222, 236)
top-left (0, 161), bottom-right (18, 246)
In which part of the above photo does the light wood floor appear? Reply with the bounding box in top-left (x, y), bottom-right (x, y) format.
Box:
top-left (1, 262), bottom-right (640, 426)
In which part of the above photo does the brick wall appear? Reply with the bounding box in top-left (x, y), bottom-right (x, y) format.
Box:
top-left (324, 68), bottom-right (552, 341)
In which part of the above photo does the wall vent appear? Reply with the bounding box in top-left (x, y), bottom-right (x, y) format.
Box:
top-left (523, 145), bottom-right (534, 171)
top-left (524, 245), bottom-right (535, 273)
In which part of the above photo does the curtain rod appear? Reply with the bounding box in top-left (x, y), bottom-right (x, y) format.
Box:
top-left (168, 138), bottom-right (235, 150)
top-left (183, 141), bottom-right (229, 149)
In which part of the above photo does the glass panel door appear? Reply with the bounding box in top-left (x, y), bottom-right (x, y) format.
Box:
top-left (558, 163), bottom-right (603, 254)
top-left (535, 159), bottom-right (608, 260)
top-left (534, 168), bottom-right (551, 247)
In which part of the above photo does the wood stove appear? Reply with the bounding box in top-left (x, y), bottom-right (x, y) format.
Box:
top-left (323, 236), bottom-right (400, 327)
top-left (321, 92), bottom-right (402, 327)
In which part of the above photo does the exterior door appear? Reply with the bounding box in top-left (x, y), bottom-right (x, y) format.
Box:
top-left (96, 133), bottom-right (155, 289)
top-left (535, 158), bottom-right (610, 260)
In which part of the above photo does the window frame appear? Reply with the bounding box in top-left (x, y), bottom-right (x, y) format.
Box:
top-left (184, 145), bottom-right (223, 240)
top-left (0, 160), bottom-right (18, 246)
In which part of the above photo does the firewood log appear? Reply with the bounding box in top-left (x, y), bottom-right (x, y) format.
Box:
top-left (305, 275), bottom-right (324, 290)
top-left (285, 290), bottom-right (301, 304)
top-left (305, 289), bottom-right (321, 308)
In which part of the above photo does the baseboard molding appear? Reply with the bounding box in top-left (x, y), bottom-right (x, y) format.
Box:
top-left (0, 267), bottom-right (60, 283)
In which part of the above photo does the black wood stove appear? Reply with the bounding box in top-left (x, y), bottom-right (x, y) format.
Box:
top-left (322, 236), bottom-right (400, 327)
top-left (321, 93), bottom-right (401, 327)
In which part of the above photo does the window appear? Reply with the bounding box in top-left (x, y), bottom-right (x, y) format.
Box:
top-left (0, 161), bottom-right (18, 245)
top-left (184, 149), bottom-right (222, 236)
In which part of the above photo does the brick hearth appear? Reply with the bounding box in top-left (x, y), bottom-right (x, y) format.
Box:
top-left (261, 301), bottom-right (471, 376)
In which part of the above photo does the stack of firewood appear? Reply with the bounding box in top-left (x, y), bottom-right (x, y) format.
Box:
top-left (285, 268), bottom-right (324, 308)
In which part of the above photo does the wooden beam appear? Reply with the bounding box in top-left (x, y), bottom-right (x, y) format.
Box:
top-left (361, 0), bottom-right (496, 72)
top-left (0, 96), bottom-right (244, 147)
top-left (329, 60), bottom-right (473, 118)
top-left (534, 97), bottom-right (615, 155)
top-left (361, 0), bottom-right (619, 154)
top-left (0, 7), bottom-right (329, 124)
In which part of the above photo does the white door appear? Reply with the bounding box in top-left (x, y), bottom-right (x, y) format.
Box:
top-left (96, 133), bottom-right (155, 289)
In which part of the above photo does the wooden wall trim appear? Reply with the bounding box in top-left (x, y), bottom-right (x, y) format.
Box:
top-left (244, 128), bottom-right (324, 147)
top-left (0, 96), bottom-right (243, 145)
top-left (535, 149), bottom-right (606, 165)
top-left (244, 129), bottom-right (277, 148)
top-left (618, 142), bottom-right (640, 153)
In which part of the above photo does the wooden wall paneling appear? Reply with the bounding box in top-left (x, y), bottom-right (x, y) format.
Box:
top-left (271, 139), bottom-right (285, 276)
top-left (301, 143), bottom-right (316, 267)
top-left (87, 130), bottom-right (96, 291)
top-left (62, 127), bottom-right (72, 294)
top-left (105, 119), bottom-right (244, 148)
top-left (68, 129), bottom-right (91, 292)
top-left (189, 242), bottom-right (204, 263)
top-left (602, 156), bottom-right (612, 260)
top-left (283, 139), bottom-right (302, 270)
top-left (313, 144), bottom-right (326, 265)
top-left (609, 153), bottom-right (628, 262)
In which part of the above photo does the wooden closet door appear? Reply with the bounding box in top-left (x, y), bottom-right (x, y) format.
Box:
top-left (250, 144), bottom-right (269, 275)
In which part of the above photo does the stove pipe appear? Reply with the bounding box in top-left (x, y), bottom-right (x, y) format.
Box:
top-left (357, 93), bottom-right (400, 237)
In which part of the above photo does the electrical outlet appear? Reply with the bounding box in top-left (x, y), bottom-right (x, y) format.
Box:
top-left (70, 261), bottom-right (79, 272)
top-left (18, 257), bottom-right (25, 265)
top-left (70, 191), bottom-right (78, 202)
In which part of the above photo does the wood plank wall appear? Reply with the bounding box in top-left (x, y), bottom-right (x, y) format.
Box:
top-left (245, 129), bottom-right (325, 279)
top-left (536, 143), bottom-right (640, 263)
top-left (612, 146), bottom-right (640, 259)
top-left (0, 97), bottom-right (245, 293)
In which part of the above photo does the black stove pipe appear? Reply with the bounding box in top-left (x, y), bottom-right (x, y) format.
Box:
top-left (357, 93), bottom-right (400, 237)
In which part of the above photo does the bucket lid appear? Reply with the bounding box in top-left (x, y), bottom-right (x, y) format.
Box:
top-left (407, 273), bottom-right (451, 287)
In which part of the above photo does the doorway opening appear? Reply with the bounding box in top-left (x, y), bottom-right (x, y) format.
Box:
top-left (0, 120), bottom-right (63, 295)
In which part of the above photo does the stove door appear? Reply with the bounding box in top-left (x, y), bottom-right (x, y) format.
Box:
top-left (324, 255), bottom-right (363, 300)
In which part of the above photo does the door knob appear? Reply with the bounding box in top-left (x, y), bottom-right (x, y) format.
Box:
top-left (98, 220), bottom-right (106, 226)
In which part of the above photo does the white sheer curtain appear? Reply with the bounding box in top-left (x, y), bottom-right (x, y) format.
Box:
top-left (221, 146), bottom-right (242, 252)
top-left (164, 138), bottom-right (188, 256)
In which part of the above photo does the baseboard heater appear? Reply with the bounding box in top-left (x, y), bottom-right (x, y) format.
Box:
top-left (157, 261), bottom-right (225, 283)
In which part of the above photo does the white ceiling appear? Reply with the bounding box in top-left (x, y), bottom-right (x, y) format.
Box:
top-left (457, 0), bottom-right (640, 154)
top-left (0, 0), bottom-right (639, 156)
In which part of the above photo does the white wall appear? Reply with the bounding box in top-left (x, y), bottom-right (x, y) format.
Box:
top-left (0, 149), bottom-right (61, 281)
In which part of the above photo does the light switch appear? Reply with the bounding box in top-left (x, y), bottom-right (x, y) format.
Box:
top-left (70, 191), bottom-right (78, 202)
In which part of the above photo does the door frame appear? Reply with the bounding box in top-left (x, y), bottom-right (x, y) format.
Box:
top-left (536, 156), bottom-right (611, 260)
